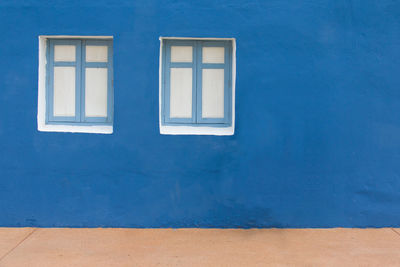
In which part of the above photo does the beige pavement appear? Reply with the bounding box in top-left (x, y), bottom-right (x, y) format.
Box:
top-left (0, 228), bottom-right (400, 267)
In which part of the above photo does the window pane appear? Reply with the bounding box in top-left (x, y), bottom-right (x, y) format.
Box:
top-left (171, 46), bottom-right (193, 63)
top-left (85, 68), bottom-right (108, 117)
top-left (202, 69), bottom-right (224, 118)
top-left (86, 46), bottom-right (108, 62)
top-left (170, 68), bottom-right (192, 118)
top-left (202, 47), bottom-right (225, 63)
top-left (54, 45), bottom-right (76, 62)
top-left (53, 67), bottom-right (76, 116)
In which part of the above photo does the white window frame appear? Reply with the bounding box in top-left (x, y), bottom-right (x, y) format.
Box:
top-left (159, 37), bottom-right (236, 136)
top-left (37, 35), bottom-right (114, 134)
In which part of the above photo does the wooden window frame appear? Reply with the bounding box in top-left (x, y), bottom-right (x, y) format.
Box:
top-left (161, 39), bottom-right (232, 127)
top-left (46, 39), bottom-right (113, 126)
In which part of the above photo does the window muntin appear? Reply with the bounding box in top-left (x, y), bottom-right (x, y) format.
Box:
top-left (46, 39), bottom-right (113, 125)
top-left (162, 40), bottom-right (232, 127)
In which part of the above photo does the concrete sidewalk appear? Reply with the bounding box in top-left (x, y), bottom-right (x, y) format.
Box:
top-left (1, 228), bottom-right (400, 266)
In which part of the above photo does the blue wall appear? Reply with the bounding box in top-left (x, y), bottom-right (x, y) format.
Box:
top-left (1, 0), bottom-right (400, 228)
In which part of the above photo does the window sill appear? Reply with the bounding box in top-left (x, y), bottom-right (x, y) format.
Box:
top-left (160, 125), bottom-right (234, 136)
top-left (38, 123), bottom-right (113, 134)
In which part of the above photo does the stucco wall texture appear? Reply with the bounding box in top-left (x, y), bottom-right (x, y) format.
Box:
top-left (0, 0), bottom-right (399, 228)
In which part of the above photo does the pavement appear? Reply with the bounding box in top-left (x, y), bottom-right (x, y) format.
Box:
top-left (1, 228), bottom-right (400, 266)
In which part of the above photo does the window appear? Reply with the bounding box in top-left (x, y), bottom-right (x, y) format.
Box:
top-left (38, 36), bottom-right (113, 134)
top-left (160, 38), bottom-right (235, 135)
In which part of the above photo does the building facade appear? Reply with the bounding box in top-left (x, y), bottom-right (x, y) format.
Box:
top-left (0, 0), bottom-right (400, 227)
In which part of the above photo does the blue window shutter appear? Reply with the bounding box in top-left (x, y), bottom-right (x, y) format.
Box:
top-left (196, 41), bottom-right (232, 125)
top-left (163, 40), bottom-right (197, 124)
top-left (47, 39), bottom-right (82, 124)
top-left (81, 39), bottom-right (113, 125)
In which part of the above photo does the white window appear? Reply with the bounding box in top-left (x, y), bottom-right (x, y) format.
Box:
top-left (159, 37), bottom-right (236, 135)
top-left (38, 36), bottom-right (113, 134)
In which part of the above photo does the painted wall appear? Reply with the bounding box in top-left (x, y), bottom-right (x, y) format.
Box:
top-left (0, 0), bottom-right (400, 228)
